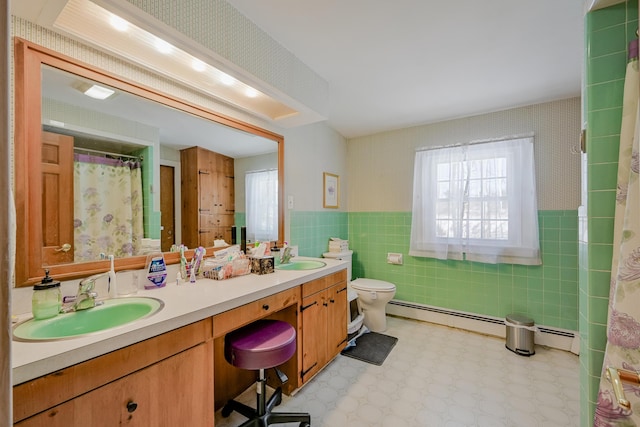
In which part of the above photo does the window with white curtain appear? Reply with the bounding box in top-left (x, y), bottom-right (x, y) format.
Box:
top-left (409, 136), bottom-right (541, 265)
top-left (245, 169), bottom-right (278, 242)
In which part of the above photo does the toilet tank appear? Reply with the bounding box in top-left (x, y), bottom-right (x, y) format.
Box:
top-left (322, 250), bottom-right (353, 281)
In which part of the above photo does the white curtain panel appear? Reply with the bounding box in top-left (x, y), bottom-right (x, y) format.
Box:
top-left (245, 169), bottom-right (278, 243)
top-left (409, 137), bottom-right (541, 265)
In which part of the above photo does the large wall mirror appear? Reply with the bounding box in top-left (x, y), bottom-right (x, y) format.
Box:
top-left (14, 38), bottom-right (284, 286)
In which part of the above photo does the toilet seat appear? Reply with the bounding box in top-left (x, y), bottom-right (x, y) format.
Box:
top-left (351, 278), bottom-right (396, 292)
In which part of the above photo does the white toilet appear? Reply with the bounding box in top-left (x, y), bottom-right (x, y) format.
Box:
top-left (323, 250), bottom-right (397, 333)
top-left (350, 278), bottom-right (396, 332)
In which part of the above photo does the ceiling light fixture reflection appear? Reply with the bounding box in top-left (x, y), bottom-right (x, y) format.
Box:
top-left (83, 84), bottom-right (115, 100)
top-left (245, 88), bottom-right (258, 98)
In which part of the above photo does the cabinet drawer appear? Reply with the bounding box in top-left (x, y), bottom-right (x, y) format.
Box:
top-left (213, 287), bottom-right (300, 338)
top-left (301, 269), bottom-right (347, 297)
top-left (16, 341), bottom-right (214, 427)
top-left (13, 319), bottom-right (212, 424)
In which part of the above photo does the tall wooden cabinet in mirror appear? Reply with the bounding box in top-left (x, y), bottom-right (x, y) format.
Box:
top-left (14, 38), bottom-right (285, 286)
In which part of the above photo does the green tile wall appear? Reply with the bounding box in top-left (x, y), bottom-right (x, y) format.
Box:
top-left (582, 1), bottom-right (638, 424)
top-left (233, 212), bottom-right (246, 244)
top-left (347, 211), bottom-right (578, 331)
top-left (289, 211), bottom-right (349, 257)
top-left (289, 210), bottom-right (577, 331)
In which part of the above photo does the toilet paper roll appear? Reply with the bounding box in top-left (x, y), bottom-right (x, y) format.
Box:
top-left (387, 253), bottom-right (403, 265)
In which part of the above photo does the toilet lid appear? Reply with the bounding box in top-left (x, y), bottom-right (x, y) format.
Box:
top-left (351, 278), bottom-right (396, 291)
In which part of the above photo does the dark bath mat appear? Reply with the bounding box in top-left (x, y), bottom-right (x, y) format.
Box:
top-left (340, 332), bottom-right (398, 366)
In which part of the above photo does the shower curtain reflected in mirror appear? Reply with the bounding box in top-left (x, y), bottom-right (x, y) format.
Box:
top-left (73, 154), bottom-right (144, 261)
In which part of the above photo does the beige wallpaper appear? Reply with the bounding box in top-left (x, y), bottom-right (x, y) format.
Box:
top-left (347, 97), bottom-right (582, 212)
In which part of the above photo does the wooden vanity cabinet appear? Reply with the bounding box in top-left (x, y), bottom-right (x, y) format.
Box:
top-left (181, 146), bottom-right (235, 248)
top-left (13, 320), bottom-right (213, 427)
top-left (300, 269), bottom-right (348, 384)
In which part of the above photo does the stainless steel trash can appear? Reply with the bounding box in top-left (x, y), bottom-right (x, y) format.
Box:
top-left (505, 314), bottom-right (535, 356)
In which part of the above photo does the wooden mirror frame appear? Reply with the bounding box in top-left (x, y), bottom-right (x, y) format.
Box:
top-left (14, 38), bottom-right (285, 286)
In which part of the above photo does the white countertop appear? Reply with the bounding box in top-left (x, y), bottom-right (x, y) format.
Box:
top-left (12, 257), bottom-right (348, 385)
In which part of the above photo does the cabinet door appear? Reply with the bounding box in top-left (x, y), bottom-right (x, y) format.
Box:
top-left (327, 283), bottom-right (348, 360)
top-left (198, 169), bottom-right (216, 215)
top-left (300, 292), bottom-right (326, 383)
top-left (16, 341), bottom-right (214, 427)
top-left (217, 172), bottom-right (235, 214)
top-left (196, 228), bottom-right (217, 247)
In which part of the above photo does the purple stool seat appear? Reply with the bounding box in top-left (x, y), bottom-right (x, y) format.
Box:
top-left (225, 319), bottom-right (296, 370)
top-left (221, 319), bottom-right (311, 426)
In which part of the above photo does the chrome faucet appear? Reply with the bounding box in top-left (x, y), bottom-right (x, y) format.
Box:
top-left (280, 247), bottom-right (293, 264)
top-left (63, 273), bottom-right (105, 312)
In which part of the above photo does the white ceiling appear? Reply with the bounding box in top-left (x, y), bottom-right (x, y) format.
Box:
top-left (227, 0), bottom-right (584, 138)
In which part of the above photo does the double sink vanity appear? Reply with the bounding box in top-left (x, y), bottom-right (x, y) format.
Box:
top-left (11, 37), bottom-right (346, 427)
top-left (11, 257), bottom-right (348, 426)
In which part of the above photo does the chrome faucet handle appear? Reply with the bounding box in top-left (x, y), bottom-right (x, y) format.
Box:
top-left (280, 247), bottom-right (293, 264)
top-left (78, 273), bottom-right (107, 294)
top-left (73, 293), bottom-right (99, 311)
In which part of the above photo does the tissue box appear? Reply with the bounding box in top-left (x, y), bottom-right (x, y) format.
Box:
top-left (250, 256), bottom-right (275, 275)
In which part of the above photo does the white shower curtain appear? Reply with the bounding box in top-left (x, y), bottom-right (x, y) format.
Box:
top-left (594, 41), bottom-right (640, 425)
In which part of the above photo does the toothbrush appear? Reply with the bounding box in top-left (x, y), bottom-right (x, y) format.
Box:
top-left (179, 245), bottom-right (188, 281)
top-left (108, 254), bottom-right (117, 298)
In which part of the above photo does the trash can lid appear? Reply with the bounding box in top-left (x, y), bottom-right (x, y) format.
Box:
top-left (506, 314), bottom-right (534, 326)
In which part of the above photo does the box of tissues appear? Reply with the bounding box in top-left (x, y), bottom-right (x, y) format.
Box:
top-left (250, 256), bottom-right (275, 275)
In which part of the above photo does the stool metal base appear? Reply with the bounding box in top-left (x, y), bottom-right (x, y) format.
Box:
top-left (221, 369), bottom-right (310, 427)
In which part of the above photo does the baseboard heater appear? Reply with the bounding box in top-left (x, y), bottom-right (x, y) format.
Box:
top-left (388, 300), bottom-right (576, 344)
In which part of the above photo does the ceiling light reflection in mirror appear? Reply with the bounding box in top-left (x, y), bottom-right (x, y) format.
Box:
top-left (53, 0), bottom-right (299, 121)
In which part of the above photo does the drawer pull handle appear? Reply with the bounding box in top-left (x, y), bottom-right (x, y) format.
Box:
top-left (126, 401), bottom-right (138, 413)
top-left (300, 301), bottom-right (317, 312)
top-left (337, 287), bottom-right (347, 293)
top-left (262, 304), bottom-right (270, 310)
top-left (301, 362), bottom-right (318, 379)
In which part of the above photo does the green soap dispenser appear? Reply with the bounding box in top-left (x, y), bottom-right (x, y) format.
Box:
top-left (32, 269), bottom-right (62, 320)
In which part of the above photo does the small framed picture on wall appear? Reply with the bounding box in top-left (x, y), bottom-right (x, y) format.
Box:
top-left (323, 172), bottom-right (339, 209)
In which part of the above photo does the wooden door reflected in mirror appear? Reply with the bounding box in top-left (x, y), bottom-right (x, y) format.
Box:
top-left (41, 131), bottom-right (74, 266)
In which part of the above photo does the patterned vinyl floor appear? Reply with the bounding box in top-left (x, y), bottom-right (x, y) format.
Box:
top-left (215, 315), bottom-right (580, 427)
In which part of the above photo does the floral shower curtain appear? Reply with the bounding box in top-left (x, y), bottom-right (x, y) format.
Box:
top-left (594, 39), bottom-right (640, 425)
top-left (73, 154), bottom-right (144, 261)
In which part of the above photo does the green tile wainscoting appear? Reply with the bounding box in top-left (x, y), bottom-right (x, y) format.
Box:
top-left (288, 210), bottom-right (578, 332)
top-left (347, 211), bottom-right (578, 332)
top-left (582, 1), bottom-right (638, 424)
top-left (290, 211), bottom-right (349, 257)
